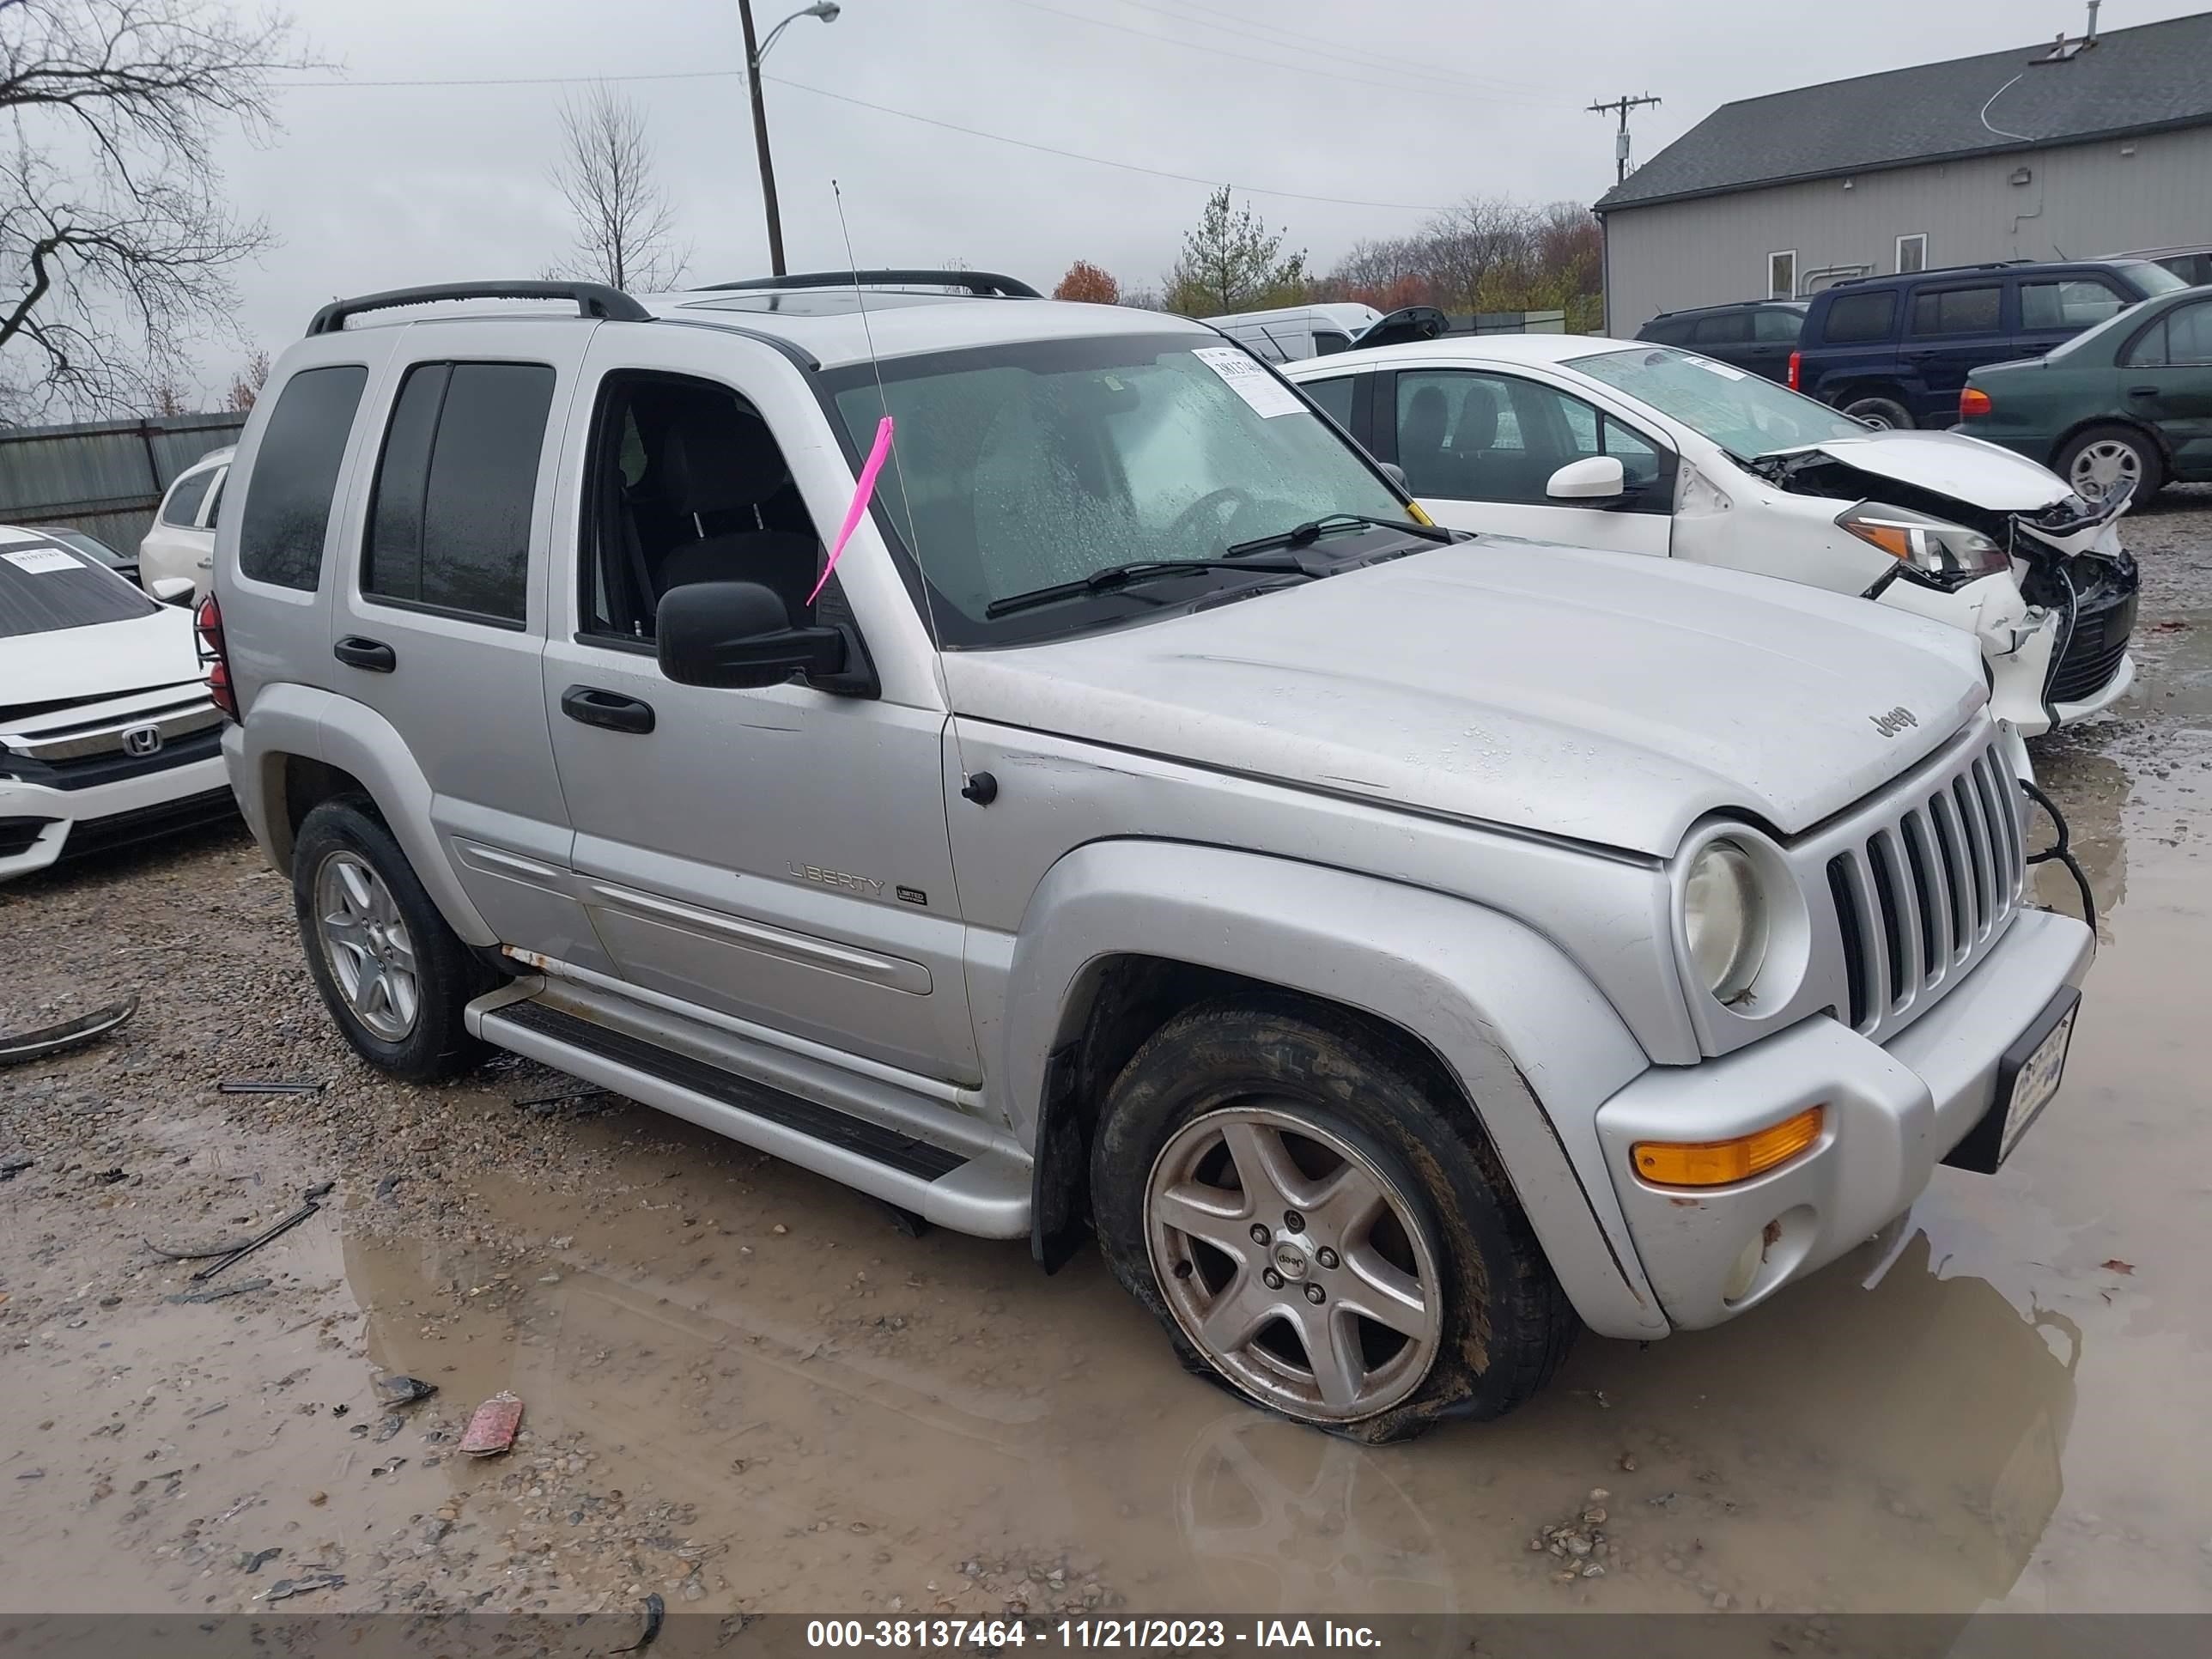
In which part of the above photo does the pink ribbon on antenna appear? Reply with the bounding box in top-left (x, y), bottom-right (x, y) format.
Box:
top-left (808, 415), bottom-right (893, 606)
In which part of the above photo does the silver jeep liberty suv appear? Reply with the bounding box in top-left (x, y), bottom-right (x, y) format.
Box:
top-left (207, 273), bottom-right (2093, 1442)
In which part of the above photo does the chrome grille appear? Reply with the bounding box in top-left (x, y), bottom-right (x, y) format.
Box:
top-left (1826, 740), bottom-right (2023, 1034)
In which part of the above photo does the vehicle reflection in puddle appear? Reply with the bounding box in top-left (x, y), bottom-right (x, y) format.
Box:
top-left (340, 1189), bottom-right (2081, 1614)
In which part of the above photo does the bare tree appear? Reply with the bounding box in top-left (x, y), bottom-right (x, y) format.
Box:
top-left (0, 0), bottom-right (305, 421)
top-left (547, 86), bottom-right (690, 294)
top-left (222, 343), bottom-right (264, 410)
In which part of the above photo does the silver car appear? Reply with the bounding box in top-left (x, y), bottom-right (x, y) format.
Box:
top-left (209, 274), bottom-right (2092, 1442)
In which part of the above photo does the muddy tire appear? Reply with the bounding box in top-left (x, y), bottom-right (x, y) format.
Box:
top-left (1842, 391), bottom-right (1915, 429)
top-left (2055, 423), bottom-right (2163, 505)
top-left (292, 797), bottom-right (495, 1083)
top-left (1091, 998), bottom-right (1577, 1443)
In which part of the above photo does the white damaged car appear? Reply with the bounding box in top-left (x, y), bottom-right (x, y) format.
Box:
top-left (1285, 337), bottom-right (2137, 750)
top-left (0, 525), bottom-right (234, 878)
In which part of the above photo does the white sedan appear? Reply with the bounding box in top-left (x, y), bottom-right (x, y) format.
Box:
top-left (0, 525), bottom-right (234, 880)
top-left (1283, 337), bottom-right (2138, 743)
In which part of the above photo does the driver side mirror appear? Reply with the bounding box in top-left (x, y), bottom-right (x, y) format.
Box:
top-left (657, 580), bottom-right (847, 690)
top-left (1546, 455), bottom-right (1626, 501)
top-left (148, 576), bottom-right (198, 606)
top-left (1379, 461), bottom-right (1409, 489)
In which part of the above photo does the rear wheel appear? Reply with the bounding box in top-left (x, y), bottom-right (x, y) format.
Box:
top-left (1091, 1000), bottom-right (1577, 1443)
top-left (1841, 392), bottom-right (1914, 429)
top-left (293, 798), bottom-right (495, 1082)
top-left (2056, 423), bottom-right (2163, 504)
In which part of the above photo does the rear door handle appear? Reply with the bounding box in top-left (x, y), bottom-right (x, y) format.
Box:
top-left (561, 685), bottom-right (656, 734)
top-left (2129, 385), bottom-right (2160, 397)
top-left (333, 635), bottom-right (395, 673)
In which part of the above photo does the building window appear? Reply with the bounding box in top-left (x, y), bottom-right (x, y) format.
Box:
top-left (1768, 251), bottom-right (1797, 300)
top-left (1897, 234), bottom-right (1928, 273)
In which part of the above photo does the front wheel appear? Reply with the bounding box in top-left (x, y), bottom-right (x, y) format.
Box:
top-left (1842, 392), bottom-right (1915, 430)
top-left (1091, 1000), bottom-right (1577, 1443)
top-left (2056, 423), bottom-right (2163, 504)
top-left (292, 797), bottom-right (495, 1082)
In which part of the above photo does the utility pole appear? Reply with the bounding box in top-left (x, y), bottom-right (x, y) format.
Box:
top-left (1589, 93), bottom-right (1662, 185)
top-left (738, 0), bottom-right (786, 276)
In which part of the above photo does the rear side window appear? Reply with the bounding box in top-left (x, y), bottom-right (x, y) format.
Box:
top-left (1820, 291), bottom-right (1897, 343)
top-left (159, 466), bottom-right (217, 527)
top-left (363, 361), bottom-right (556, 626)
top-left (1753, 309), bottom-right (1803, 342)
top-left (2021, 279), bottom-right (2125, 331)
top-left (1691, 313), bottom-right (1751, 344)
top-left (240, 365), bottom-right (370, 590)
top-left (1909, 286), bottom-right (2001, 337)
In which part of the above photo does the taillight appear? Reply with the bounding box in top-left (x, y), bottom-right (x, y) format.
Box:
top-left (1787, 350), bottom-right (1802, 391)
top-left (1960, 386), bottom-right (1992, 419)
top-left (195, 592), bottom-right (238, 722)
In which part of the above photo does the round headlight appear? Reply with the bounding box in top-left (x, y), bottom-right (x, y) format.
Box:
top-left (1684, 840), bottom-right (1769, 1003)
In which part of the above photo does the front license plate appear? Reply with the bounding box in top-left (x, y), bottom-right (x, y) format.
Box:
top-left (1943, 987), bottom-right (2080, 1175)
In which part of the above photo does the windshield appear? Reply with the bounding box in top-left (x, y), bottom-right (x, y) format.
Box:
top-left (827, 332), bottom-right (1412, 644)
top-left (1566, 345), bottom-right (1868, 457)
top-left (0, 539), bottom-right (156, 639)
top-left (2118, 260), bottom-right (2191, 298)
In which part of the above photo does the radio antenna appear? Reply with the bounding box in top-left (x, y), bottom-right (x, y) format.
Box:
top-left (829, 180), bottom-right (986, 840)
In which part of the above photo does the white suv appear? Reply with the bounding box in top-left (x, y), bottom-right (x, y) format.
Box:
top-left (137, 445), bottom-right (234, 599)
top-left (207, 275), bottom-right (2091, 1441)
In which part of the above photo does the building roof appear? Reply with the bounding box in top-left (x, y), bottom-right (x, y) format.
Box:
top-left (1595, 9), bottom-right (2212, 212)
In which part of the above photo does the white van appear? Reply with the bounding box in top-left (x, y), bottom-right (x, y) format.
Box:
top-left (1201, 302), bottom-right (1382, 363)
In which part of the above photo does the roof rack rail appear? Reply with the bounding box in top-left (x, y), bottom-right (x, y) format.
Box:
top-left (702, 269), bottom-right (1042, 299)
top-left (306, 280), bottom-right (651, 336)
top-left (1830, 259), bottom-right (2033, 289)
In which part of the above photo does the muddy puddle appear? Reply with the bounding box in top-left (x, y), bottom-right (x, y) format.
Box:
top-left (5, 509), bottom-right (2211, 1620)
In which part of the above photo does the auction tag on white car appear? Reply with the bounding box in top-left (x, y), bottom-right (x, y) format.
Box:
top-left (3, 547), bottom-right (82, 574)
top-left (1193, 346), bottom-right (1307, 418)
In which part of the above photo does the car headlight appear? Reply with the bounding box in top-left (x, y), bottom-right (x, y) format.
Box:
top-left (1836, 501), bottom-right (2009, 585)
top-left (1684, 840), bottom-right (1769, 1003)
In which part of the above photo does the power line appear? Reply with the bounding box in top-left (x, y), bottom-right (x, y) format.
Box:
top-left (273, 69), bottom-right (1446, 213)
top-left (998, 0), bottom-right (1567, 110)
top-left (1090, 0), bottom-right (1571, 102)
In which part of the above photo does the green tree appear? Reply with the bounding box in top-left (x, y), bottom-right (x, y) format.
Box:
top-left (1163, 186), bottom-right (1305, 316)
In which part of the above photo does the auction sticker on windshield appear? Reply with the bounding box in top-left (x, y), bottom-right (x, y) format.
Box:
top-left (3, 547), bottom-right (81, 574)
top-left (1193, 346), bottom-right (1307, 418)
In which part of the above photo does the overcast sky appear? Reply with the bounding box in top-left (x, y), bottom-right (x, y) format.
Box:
top-left (201, 0), bottom-right (2204, 387)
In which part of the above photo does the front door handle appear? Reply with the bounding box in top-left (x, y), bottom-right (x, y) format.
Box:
top-left (333, 635), bottom-right (395, 673)
top-left (2129, 385), bottom-right (2160, 397)
top-left (561, 685), bottom-right (656, 734)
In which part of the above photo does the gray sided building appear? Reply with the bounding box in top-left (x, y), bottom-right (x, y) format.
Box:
top-left (1594, 9), bottom-right (2212, 335)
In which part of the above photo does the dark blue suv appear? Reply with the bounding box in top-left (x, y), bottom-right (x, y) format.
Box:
top-left (1791, 258), bottom-right (2190, 429)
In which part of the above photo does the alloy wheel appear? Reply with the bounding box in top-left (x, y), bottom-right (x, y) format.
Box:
top-left (1146, 1105), bottom-right (1444, 1424)
top-left (313, 850), bottom-right (421, 1041)
top-left (2069, 439), bottom-right (2142, 501)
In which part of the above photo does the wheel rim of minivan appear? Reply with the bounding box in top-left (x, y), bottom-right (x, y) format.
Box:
top-left (1146, 1105), bottom-right (1443, 1424)
top-left (314, 851), bottom-right (421, 1042)
top-left (2069, 439), bottom-right (2141, 501)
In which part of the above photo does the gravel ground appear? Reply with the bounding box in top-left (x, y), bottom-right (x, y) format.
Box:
top-left (3, 495), bottom-right (2209, 1620)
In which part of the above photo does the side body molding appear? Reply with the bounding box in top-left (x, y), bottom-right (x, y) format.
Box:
top-left (224, 680), bottom-right (497, 946)
top-left (997, 840), bottom-right (1668, 1339)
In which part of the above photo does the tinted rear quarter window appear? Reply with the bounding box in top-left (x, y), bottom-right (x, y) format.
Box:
top-left (1909, 285), bottom-right (2002, 337)
top-left (1819, 291), bottom-right (1898, 344)
top-left (160, 466), bottom-right (216, 527)
top-left (363, 361), bottom-right (556, 626)
top-left (240, 365), bottom-right (370, 590)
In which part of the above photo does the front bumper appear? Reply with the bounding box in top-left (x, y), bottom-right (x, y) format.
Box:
top-left (0, 756), bottom-right (234, 879)
top-left (1593, 906), bottom-right (2094, 1331)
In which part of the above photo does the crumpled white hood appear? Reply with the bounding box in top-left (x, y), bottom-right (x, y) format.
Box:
top-left (944, 542), bottom-right (1988, 858)
top-left (1791, 429), bottom-right (2075, 513)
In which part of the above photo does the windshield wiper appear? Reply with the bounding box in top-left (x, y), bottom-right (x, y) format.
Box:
top-left (1224, 512), bottom-right (1452, 557)
top-left (984, 556), bottom-right (1313, 619)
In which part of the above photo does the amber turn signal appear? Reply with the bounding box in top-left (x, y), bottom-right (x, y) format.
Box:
top-left (1959, 387), bottom-right (1993, 419)
top-left (1632, 1106), bottom-right (1824, 1188)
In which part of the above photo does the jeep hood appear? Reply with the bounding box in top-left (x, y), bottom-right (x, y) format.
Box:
top-left (943, 544), bottom-right (1986, 858)
top-left (1777, 429), bottom-right (2072, 512)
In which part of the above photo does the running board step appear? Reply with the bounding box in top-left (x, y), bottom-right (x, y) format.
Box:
top-left (474, 996), bottom-right (1030, 1239)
